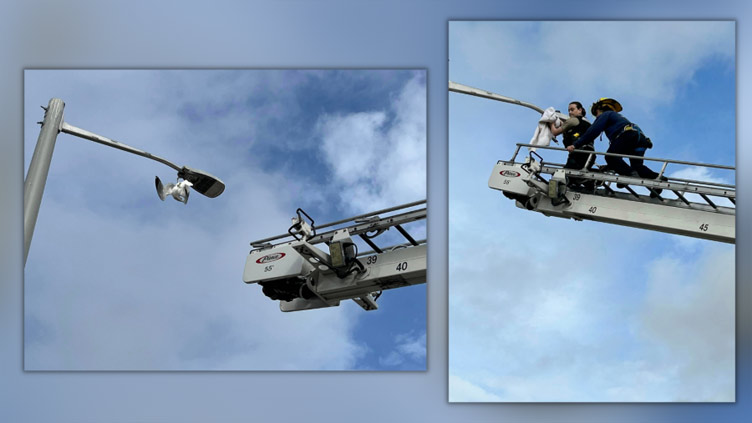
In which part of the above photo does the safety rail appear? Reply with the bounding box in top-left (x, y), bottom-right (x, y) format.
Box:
top-left (507, 143), bottom-right (735, 208)
top-left (249, 200), bottom-right (427, 253)
top-left (510, 143), bottom-right (734, 171)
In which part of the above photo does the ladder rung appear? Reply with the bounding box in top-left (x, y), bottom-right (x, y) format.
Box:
top-left (395, 224), bottom-right (419, 246)
top-left (359, 234), bottom-right (383, 253)
top-left (700, 193), bottom-right (718, 210)
top-left (649, 188), bottom-right (664, 202)
top-left (624, 185), bottom-right (640, 199)
top-left (673, 191), bottom-right (691, 206)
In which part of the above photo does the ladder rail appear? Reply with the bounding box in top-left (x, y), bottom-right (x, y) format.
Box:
top-left (664, 176), bottom-right (735, 189)
top-left (315, 199), bottom-right (426, 231)
top-left (511, 143), bottom-right (735, 171)
top-left (489, 160), bottom-right (735, 243)
top-left (357, 238), bottom-right (427, 257)
top-left (504, 143), bottom-right (735, 205)
top-left (530, 165), bottom-right (736, 201)
top-left (250, 201), bottom-right (427, 250)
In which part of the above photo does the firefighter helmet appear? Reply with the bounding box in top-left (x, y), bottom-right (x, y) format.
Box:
top-left (591, 98), bottom-right (623, 115)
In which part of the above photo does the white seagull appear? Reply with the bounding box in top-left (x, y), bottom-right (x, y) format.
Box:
top-left (155, 176), bottom-right (193, 204)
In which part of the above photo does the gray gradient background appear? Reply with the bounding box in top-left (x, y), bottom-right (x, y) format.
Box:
top-left (1, 0), bottom-right (749, 422)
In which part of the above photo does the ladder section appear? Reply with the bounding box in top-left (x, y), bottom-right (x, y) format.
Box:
top-left (243, 200), bottom-right (427, 312)
top-left (489, 144), bottom-right (735, 243)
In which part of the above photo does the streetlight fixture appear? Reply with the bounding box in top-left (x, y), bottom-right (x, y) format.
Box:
top-left (24, 98), bottom-right (225, 265)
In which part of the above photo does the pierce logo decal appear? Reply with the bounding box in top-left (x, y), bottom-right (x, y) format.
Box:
top-left (256, 252), bottom-right (286, 264)
top-left (500, 170), bottom-right (521, 177)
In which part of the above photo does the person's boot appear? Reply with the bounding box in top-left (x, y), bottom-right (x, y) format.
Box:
top-left (616, 171), bottom-right (639, 188)
top-left (649, 175), bottom-right (669, 197)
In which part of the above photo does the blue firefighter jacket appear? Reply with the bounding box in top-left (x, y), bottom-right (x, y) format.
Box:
top-left (573, 110), bottom-right (632, 149)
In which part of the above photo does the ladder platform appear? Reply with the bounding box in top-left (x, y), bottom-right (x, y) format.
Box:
top-left (489, 145), bottom-right (735, 243)
top-left (244, 201), bottom-right (427, 312)
top-left (532, 164), bottom-right (735, 201)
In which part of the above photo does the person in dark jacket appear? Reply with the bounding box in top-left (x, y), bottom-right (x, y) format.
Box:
top-left (567, 98), bottom-right (659, 180)
top-left (550, 101), bottom-right (593, 171)
top-left (569, 98), bottom-right (668, 196)
top-left (550, 101), bottom-right (594, 189)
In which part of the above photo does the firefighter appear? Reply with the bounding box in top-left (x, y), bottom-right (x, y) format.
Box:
top-left (568, 98), bottom-right (664, 184)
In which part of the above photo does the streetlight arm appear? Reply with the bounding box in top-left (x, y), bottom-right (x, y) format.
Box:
top-left (449, 81), bottom-right (546, 113)
top-left (449, 81), bottom-right (570, 121)
top-left (60, 122), bottom-right (225, 198)
top-left (60, 122), bottom-right (182, 172)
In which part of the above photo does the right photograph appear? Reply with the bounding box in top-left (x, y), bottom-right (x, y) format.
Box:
top-left (448, 21), bottom-right (735, 402)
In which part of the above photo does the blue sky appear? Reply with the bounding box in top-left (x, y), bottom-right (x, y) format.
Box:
top-left (448, 21), bottom-right (735, 401)
top-left (24, 69), bottom-right (426, 370)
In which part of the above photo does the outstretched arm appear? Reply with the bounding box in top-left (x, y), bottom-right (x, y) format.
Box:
top-left (572, 112), bottom-right (609, 149)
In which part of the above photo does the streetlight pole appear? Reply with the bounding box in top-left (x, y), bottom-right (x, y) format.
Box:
top-left (24, 98), bottom-right (65, 265)
top-left (24, 98), bottom-right (225, 266)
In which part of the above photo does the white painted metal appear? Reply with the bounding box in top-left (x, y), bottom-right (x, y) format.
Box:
top-left (533, 189), bottom-right (734, 244)
top-left (298, 244), bottom-right (427, 299)
top-left (244, 201), bottom-right (427, 312)
top-left (488, 149), bottom-right (735, 244)
top-left (242, 245), bottom-right (312, 284)
top-left (449, 81), bottom-right (569, 121)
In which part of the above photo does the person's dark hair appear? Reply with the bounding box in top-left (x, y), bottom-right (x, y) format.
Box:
top-left (569, 101), bottom-right (586, 117)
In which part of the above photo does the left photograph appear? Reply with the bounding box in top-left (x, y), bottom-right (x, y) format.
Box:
top-left (24, 69), bottom-right (427, 370)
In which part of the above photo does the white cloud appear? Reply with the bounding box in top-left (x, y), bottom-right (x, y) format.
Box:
top-left (637, 246), bottom-right (735, 401)
top-left (379, 330), bottom-right (426, 367)
top-left (449, 374), bottom-right (503, 402)
top-left (452, 21), bottom-right (734, 110)
top-left (449, 224), bottom-right (735, 401)
top-left (668, 166), bottom-right (731, 185)
top-left (318, 111), bottom-right (387, 179)
top-left (316, 74), bottom-right (426, 213)
top-left (449, 217), bottom-right (624, 400)
top-left (395, 331), bottom-right (426, 360)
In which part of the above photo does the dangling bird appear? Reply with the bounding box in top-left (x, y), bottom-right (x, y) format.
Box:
top-left (155, 176), bottom-right (193, 204)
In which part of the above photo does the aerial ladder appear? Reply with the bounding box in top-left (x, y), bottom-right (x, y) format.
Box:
top-left (243, 200), bottom-right (427, 311)
top-left (450, 81), bottom-right (735, 244)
